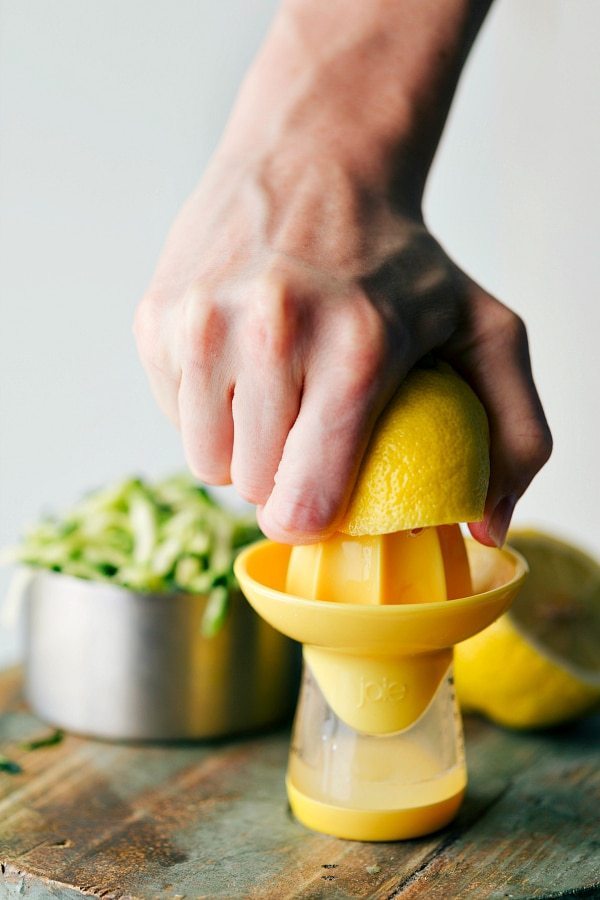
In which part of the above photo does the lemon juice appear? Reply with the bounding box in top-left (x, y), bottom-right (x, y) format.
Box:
top-left (288, 663), bottom-right (466, 813)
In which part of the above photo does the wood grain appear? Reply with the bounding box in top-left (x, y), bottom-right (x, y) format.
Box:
top-left (1, 668), bottom-right (599, 899)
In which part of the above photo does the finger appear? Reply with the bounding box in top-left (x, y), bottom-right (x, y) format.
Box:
top-left (178, 365), bottom-right (234, 484)
top-left (231, 374), bottom-right (301, 505)
top-left (446, 286), bottom-right (552, 547)
top-left (259, 313), bottom-right (395, 543)
top-left (230, 277), bottom-right (303, 504)
top-left (177, 292), bottom-right (234, 484)
top-left (258, 376), bottom-right (389, 543)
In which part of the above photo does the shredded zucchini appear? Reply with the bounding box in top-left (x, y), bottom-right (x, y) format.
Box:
top-left (4, 474), bottom-right (262, 636)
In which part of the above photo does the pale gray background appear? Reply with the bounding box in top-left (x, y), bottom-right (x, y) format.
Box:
top-left (1, 1), bottom-right (598, 663)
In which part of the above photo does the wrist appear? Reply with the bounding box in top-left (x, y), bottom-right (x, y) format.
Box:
top-left (221, 18), bottom-right (418, 209)
top-left (220, 0), bottom-right (490, 209)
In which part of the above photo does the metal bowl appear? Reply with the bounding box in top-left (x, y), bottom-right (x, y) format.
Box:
top-left (23, 569), bottom-right (300, 741)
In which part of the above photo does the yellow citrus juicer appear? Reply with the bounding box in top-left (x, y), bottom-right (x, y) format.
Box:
top-left (234, 363), bottom-right (528, 841)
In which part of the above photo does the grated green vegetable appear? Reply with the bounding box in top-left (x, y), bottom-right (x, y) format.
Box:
top-left (4, 474), bottom-right (262, 635)
top-left (20, 729), bottom-right (64, 751)
top-left (201, 585), bottom-right (230, 638)
top-left (0, 756), bottom-right (22, 775)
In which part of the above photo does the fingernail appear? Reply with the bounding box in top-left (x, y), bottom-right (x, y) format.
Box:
top-left (488, 495), bottom-right (517, 547)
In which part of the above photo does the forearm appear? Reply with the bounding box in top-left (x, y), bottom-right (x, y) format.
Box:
top-left (221, 0), bottom-right (493, 205)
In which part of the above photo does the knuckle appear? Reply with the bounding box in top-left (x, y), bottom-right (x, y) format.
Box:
top-left (529, 422), bottom-right (554, 468)
top-left (232, 475), bottom-right (270, 506)
top-left (334, 304), bottom-right (387, 396)
top-left (244, 277), bottom-right (297, 363)
top-left (497, 307), bottom-right (528, 350)
top-left (181, 285), bottom-right (224, 362)
top-left (186, 454), bottom-right (230, 486)
top-left (273, 509), bottom-right (326, 539)
top-left (181, 421), bottom-right (232, 488)
top-left (270, 489), bottom-right (337, 538)
top-left (513, 421), bottom-right (553, 476)
top-left (337, 300), bottom-right (383, 351)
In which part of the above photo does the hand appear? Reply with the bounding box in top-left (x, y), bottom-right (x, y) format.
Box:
top-left (134, 0), bottom-right (552, 547)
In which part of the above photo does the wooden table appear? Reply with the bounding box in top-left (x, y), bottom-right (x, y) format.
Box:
top-left (1, 668), bottom-right (599, 899)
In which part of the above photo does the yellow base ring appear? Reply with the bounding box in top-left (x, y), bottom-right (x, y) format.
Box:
top-left (286, 777), bottom-right (465, 842)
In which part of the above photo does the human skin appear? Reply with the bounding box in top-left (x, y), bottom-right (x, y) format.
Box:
top-left (135, 0), bottom-right (552, 547)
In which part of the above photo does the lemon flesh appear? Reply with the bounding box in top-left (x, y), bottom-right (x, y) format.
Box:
top-left (455, 530), bottom-right (600, 729)
top-left (340, 362), bottom-right (489, 536)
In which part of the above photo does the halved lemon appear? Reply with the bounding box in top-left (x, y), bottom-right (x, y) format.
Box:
top-left (340, 361), bottom-right (489, 536)
top-left (454, 530), bottom-right (600, 728)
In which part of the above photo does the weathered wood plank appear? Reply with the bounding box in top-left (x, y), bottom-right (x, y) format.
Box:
top-left (1, 668), bottom-right (599, 899)
top-left (1, 864), bottom-right (90, 899)
top-left (392, 718), bottom-right (600, 900)
top-left (246, 719), bottom-right (547, 900)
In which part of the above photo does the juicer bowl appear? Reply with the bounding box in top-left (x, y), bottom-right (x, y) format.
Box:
top-left (234, 538), bottom-right (528, 653)
top-left (235, 538), bottom-right (527, 734)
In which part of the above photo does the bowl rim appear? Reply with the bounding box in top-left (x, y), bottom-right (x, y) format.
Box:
top-left (234, 537), bottom-right (529, 616)
top-left (22, 565), bottom-right (243, 604)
